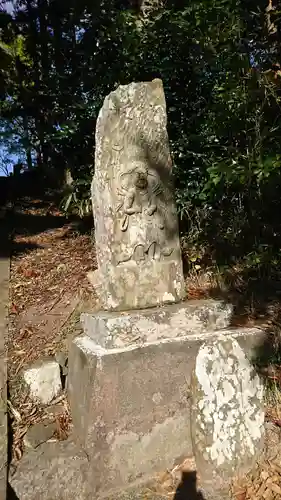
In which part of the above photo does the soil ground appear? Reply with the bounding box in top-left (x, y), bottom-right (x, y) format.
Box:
top-left (9, 197), bottom-right (96, 378)
top-left (6, 195), bottom-right (281, 499)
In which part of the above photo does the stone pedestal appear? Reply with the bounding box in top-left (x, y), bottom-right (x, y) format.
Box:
top-left (80, 299), bottom-right (233, 348)
top-left (68, 299), bottom-right (265, 498)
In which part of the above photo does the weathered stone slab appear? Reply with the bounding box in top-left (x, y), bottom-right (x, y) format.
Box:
top-left (68, 326), bottom-right (265, 497)
top-left (191, 337), bottom-right (265, 499)
top-left (10, 440), bottom-right (90, 500)
top-left (9, 438), bottom-right (194, 500)
top-left (91, 78), bottom-right (185, 311)
top-left (23, 359), bottom-right (62, 404)
top-left (81, 299), bottom-right (233, 348)
top-left (24, 422), bottom-right (57, 449)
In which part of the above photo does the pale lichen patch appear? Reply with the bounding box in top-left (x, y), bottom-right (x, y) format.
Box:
top-left (194, 337), bottom-right (264, 469)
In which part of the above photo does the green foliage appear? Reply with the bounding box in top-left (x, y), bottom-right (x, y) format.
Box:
top-left (60, 176), bottom-right (92, 218)
top-left (1, 0), bottom-right (281, 278)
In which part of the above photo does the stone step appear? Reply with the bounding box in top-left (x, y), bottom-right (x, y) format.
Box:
top-left (80, 298), bottom-right (233, 348)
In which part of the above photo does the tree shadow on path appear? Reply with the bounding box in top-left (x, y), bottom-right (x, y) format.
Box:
top-left (0, 211), bottom-right (43, 258)
top-left (174, 471), bottom-right (205, 500)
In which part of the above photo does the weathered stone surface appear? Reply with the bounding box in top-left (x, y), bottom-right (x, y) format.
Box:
top-left (24, 422), bottom-right (57, 448)
top-left (68, 335), bottom-right (193, 496)
top-left (23, 359), bottom-right (62, 404)
top-left (68, 326), bottom-right (265, 497)
top-left (81, 299), bottom-right (233, 348)
top-left (9, 438), bottom-right (195, 500)
top-left (10, 440), bottom-right (90, 500)
top-left (191, 337), bottom-right (265, 498)
top-left (91, 78), bottom-right (185, 311)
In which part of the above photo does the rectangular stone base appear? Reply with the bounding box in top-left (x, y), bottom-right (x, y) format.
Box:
top-left (80, 299), bottom-right (233, 349)
top-left (68, 300), bottom-right (265, 498)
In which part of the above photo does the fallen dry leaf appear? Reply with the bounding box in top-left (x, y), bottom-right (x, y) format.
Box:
top-left (10, 303), bottom-right (18, 315)
top-left (234, 492), bottom-right (247, 500)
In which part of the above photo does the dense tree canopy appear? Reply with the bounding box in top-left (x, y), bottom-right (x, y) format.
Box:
top-left (1, 0), bottom-right (281, 269)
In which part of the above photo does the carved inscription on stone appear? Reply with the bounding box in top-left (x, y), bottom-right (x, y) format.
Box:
top-left (91, 79), bottom-right (185, 311)
top-left (115, 163), bottom-right (173, 264)
top-left (118, 166), bottom-right (162, 230)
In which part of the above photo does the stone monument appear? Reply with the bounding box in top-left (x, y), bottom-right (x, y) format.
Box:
top-left (88, 78), bottom-right (185, 311)
top-left (67, 79), bottom-right (265, 500)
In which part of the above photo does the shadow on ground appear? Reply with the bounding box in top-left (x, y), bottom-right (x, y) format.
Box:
top-left (12, 211), bottom-right (68, 237)
top-left (202, 264), bottom-right (281, 391)
top-left (7, 482), bottom-right (20, 500)
top-left (0, 211), bottom-right (44, 258)
top-left (174, 471), bottom-right (205, 500)
top-left (253, 308), bottom-right (281, 395)
top-left (11, 241), bottom-right (43, 257)
top-left (0, 207), bottom-right (12, 258)
top-left (0, 197), bottom-right (92, 258)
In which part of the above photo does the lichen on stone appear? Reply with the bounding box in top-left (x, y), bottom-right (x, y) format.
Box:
top-left (193, 337), bottom-right (264, 469)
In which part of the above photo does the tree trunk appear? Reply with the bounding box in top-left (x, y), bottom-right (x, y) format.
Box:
top-left (38, 0), bottom-right (50, 167)
top-left (23, 114), bottom-right (33, 170)
top-left (26, 0), bottom-right (43, 167)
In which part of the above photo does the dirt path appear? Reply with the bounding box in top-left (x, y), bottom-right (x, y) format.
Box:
top-left (0, 213), bottom-right (10, 498)
top-left (8, 198), bottom-right (97, 382)
top-left (7, 197), bottom-right (97, 466)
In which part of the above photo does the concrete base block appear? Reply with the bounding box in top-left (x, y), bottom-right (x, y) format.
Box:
top-left (68, 300), bottom-right (265, 498)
